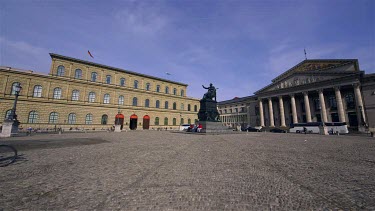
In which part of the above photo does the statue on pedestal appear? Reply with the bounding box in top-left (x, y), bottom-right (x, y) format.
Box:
top-left (198, 83), bottom-right (220, 122)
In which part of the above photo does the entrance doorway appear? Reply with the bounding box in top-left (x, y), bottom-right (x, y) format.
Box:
top-left (129, 114), bottom-right (138, 130)
top-left (348, 112), bottom-right (358, 127)
top-left (143, 115), bottom-right (150, 129)
top-left (115, 113), bottom-right (124, 130)
top-left (331, 113), bottom-right (339, 122)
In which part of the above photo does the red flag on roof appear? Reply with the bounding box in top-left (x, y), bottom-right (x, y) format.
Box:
top-left (88, 50), bottom-right (94, 58)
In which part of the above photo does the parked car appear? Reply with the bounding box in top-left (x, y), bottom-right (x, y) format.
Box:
top-left (246, 126), bottom-right (260, 132)
top-left (179, 124), bottom-right (191, 131)
top-left (270, 128), bottom-right (287, 133)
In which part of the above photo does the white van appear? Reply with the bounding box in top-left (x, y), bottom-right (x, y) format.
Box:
top-left (179, 124), bottom-right (191, 131)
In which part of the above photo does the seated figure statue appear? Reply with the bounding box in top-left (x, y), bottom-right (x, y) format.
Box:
top-left (202, 83), bottom-right (216, 101)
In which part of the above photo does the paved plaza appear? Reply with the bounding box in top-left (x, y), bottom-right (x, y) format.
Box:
top-left (0, 131), bottom-right (374, 210)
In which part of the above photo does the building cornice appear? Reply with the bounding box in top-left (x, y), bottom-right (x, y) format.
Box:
top-left (49, 53), bottom-right (188, 86)
top-left (256, 72), bottom-right (361, 98)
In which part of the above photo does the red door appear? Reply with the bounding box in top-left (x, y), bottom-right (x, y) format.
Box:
top-left (143, 115), bottom-right (150, 129)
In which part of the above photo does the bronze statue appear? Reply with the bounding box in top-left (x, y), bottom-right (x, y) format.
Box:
top-left (202, 83), bottom-right (216, 101)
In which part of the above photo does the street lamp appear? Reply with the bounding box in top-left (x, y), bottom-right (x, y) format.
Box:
top-left (1, 84), bottom-right (22, 136)
top-left (8, 84), bottom-right (22, 121)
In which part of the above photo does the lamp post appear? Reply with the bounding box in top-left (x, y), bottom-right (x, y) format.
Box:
top-left (8, 84), bottom-right (22, 121)
top-left (1, 84), bottom-right (22, 137)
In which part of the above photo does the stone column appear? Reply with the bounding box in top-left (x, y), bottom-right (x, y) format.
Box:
top-left (259, 100), bottom-right (265, 127)
top-left (318, 89), bottom-right (328, 122)
top-left (278, 96), bottom-right (286, 127)
top-left (290, 94), bottom-right (298, 124)
top-left (335, 86), bottom-right (346, 122)
top-left (353, 83), bottom-right (366, 124)
top-left (303, 92), bottom-right (312, 122)
top-left (268, 98), bottom-right (275, 127)
top-left (247, 106), bottom-right (251, 126)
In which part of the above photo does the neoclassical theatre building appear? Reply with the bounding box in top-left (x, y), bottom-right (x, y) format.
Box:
top-left (218, 59), bottom-right (375, 132)
top-left (0, 53), bottom-right (200, 130)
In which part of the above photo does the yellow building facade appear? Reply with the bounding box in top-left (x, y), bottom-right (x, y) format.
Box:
top-left (0, 53), bottom-right (200, 131)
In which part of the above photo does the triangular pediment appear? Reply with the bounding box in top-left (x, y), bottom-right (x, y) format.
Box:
top-left (255, 59), bottom-right (359, 94)
top-left (272, 59), bottom-right (358, 83)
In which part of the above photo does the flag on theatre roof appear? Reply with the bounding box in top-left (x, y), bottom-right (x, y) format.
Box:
top-left (88, 50), bottom-right (94, 58)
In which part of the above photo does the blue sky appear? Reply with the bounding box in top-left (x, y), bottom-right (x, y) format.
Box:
top-left (1, 0), bottom-right (374, 101)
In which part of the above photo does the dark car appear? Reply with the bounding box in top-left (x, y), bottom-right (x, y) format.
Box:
top-left (241, 126), bottom-right (260, 132)
top-left (246, 126), bottom-right (260, 132)
top-left (270, 128), bottom-right (287, 133)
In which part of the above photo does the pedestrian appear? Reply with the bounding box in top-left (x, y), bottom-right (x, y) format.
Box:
top-left (303, 127), bottom-right (307, 134)
top-left (197, 123), bottom-right (203, 132)
top-left (27, 126), bottom-right (32, 136)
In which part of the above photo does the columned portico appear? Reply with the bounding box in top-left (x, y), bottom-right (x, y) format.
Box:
top-left (318, 89), bottom-right (328, 122)
top-left (334, 86), bottom-right (346, 122)
top-left (268, 98), bottom-right (275, 127)
top-left (259, 100), bottom-right (265, 127)
top-left (303, 92), bottom-right (312, 122)
top-left (278, 96), bottom-right (286, 127)
top-left (290, 94), bottom-right (298, 124)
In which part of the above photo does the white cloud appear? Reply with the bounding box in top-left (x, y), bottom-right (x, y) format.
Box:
top-left (0, 37), bottom-right (50, 72)
top-left (114, 3), bottom-right (169, 36)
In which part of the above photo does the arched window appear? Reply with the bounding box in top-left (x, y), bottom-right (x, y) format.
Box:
top-left (101, 114), bottom-right (108, 125)
top-left (5, 109), bottom-right (12, 119)
top-left (132, 97), bottom-right (138, 106)
top-left (165, 86), bottom-right (169, 94)
top-left (173, 102), bottom-right (177, 110)
top-left (188, 104), bottom-right (191, 111)
top-left (173, 88), bottom-right (177, 95)
top-left (165, 101), bottom-right (169, 109)
top-left (180, 118), bottom-right (184, 125)
top-left (188, 119), bottom-right (191, 124)
top-left (181, 89), bottom-right (184, 97)
top-left (91, 72), bottom-right (97, 82)
top-left (156, 100), bottom-right (160, 108)
top-left (106, 75), bottom-right (111, 84)
top-left (71, 90), bottom-right (79, 101)
top-left (33, 85), bottom-right (42, 97)
top-left (164, 117), bottom-right (168, 125)
top-left (145, 83), bottom-right (150, 91)
top-left (155, 117), bottom-right (159, 125)
top-left (68, 113), bottom-right (76, 124)
top-left (145, 99), bottom-right (150, 107)
top-left (53, 87), bottom-right (62, 99)
top-left (194, 105), bottom-right (198, 112)
top-left (173, 118), bottom-right (177, 125)
top-left (75, 69), bottom-right (82, 79)
top-left (28, 111), bottom-right (38, 123)
top-left (88, 92), bottom-right (96, 102)
top-left (57, 65), bottom-right (65, 76)
top-left (181, 103), bottom-right (184, 110)
top-left (120, 78), bottom-right (125, 86)
top-left (345, 93), bottom-right (355, 109)
top-left (11, 82), bottom-right (21, 95)
top-left (49, 112), bottom-right (59, 124)
top-left (134, 80), bottom-right (138, 89)
top-left (103, 94), bottom-right (110, 104)
top-left (85, 113), bottom-right (93, 124)
top-left (156, 85), bottom-right (160, 92)
top-left (118, 95), bottom-right (124, 105)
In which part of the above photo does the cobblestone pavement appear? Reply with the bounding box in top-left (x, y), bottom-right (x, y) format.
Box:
top-left (1, 131), bottom-right (374, 210)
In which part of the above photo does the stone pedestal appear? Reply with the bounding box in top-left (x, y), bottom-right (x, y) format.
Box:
top-left (198, 99), bottom-right (220, 122)
top-left (114, 125), bottom-right (121, 132)
top-left (319, 126), bottom-right (328, 135)
top-left (0, 119), bottom-right (20, 137)
top-left (199, 121), bottom-right (233, 133)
